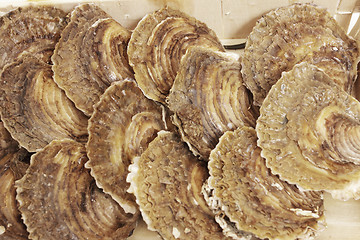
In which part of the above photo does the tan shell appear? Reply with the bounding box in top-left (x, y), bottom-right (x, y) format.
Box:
top-left (127, 131), bottom-right (228, 240)
top-left (52, 4), bottom-right (133, 116)
top-left (167, 47), bottom-right (258, 158)
top-left (0, 6), bottom-right (67, 70)
top-left (257, 62), bottom-right (360, 200)
top-left (0, 55), bottom-right (88, 152)
top-left (127, 6), bottom-right (225, 104)
top-left (16, 139), bottom-right (138, 240)
top-left (205, 126), bottom-right (325, 240)
top-left (86, 79), bottom-right (171, 214)
top-left (242, 3), bottom-right (360, 106)
top-left (0, 122), bottom-right (29, 240)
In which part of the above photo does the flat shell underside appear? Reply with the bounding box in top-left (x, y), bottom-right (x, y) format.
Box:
top-left (127, 131), bottom-right (227, 240)
top-left (16, 139), bottom-right (138, 240)
top-left (0, 55), bottom-right (88, 152)
top-left (52, 3), bottom-right (133, 116)
top-left (242, 3), bottom-right (360, 106)
top-left (206, 126), bottom-right (325, 240)
top-left (0, 5), bottom-right (67, 70)
top-left (86, 80), bottom-right (170, 214)
top-left (167, 47), bottom-right (259, 158)
top-left (0, 124), bottom-right (29, 240)
top-left (257, 62), bottom-right (360, 200)
top-left (128, 7), bottom-right (225, 104)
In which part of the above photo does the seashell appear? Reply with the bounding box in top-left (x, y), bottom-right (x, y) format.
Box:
top-left (205, 126), bottom-right (325, 240)
top-left (0, 5), bottom-right (67, 70)
top-left (167, 46), bottom-right (258, 159)
top-left (16, 139), bottom-right (138, 240)
top-left (257, 62), bottom-right (360, 200)
top-left (52, 3), bottom-right (133, 116)
top-left (127, 131), bottom-right (229, 240)
top-left (86, 79), bottom-right (171, 214)
top-left (127, 7), bottom-right (225, 104)
top-left (242, 3), bottom-right (360, 106)
top-left (0, 55), bottom-right (88, 152)
top-left (0, 122), bottom-right (29, 240)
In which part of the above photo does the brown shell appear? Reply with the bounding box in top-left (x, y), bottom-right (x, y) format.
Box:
top-left (52, 4), bottom-right (133, 116)
top-left (0, 6), bottom-right (67, 70)
top-left (0, 55), bottom-right (88, 152)
top-left (86, 79), bottom-right (171, 214)
top-left (127, 6), bottom-right (225, 104)
top-left (127, 131), bottom-right (228, 240)
top-left (242, 3), bottom-right (360, 106)
top-left (0, 123), bottom-right (29, 240)
top-left (205, 126), bottom-right (325, 240)
top-left (167, 47), bottom-right (259, 159)
top-left (16, 139), bottom-right (138, 240)
top-left (257, 62), bottom-right (360, 200)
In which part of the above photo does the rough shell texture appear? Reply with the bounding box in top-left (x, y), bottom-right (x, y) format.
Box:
top-left (205, 126), bottom-right (325, 240)
top-left (167, 47), bottom-right (258, 159)
top-left (16, 139), bottom-right (138, 240)
top-left (86, 79), bottom-right (171, 214)
top-left (0, 5), bottom-right (67, 70)
top-left (0, 55), bottom-right (88, 152)
top-left (127, 131), bottom-right (228, 240)
top-left (52, 3), bottom-right (133, 116)
top-left (127, 6), bottom-right (225, 104)
top-left (242, 3), bottom-right (360, 106)
top-left (257, 62), bottom-right (360, 200)
top-left (0, 122), bottom-right (29, 240)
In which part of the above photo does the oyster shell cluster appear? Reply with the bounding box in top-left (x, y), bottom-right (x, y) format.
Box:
top-left (0, 2), bottom-right (359, 240)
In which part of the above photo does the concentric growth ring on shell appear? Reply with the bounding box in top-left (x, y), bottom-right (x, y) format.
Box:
top-left (128, 7), bottom-right (225, 104)
top-left (257, 62), bottom-right (360, 200)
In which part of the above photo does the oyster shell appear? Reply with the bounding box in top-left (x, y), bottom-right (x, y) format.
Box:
top-left (127, 131), bottom-right (228, 240)
top-left (167, 47), bottom-right (259, 159)
top-left (0, 5), bottom-right (67, 70)
top-left (257, 62), bottom-right (360, 200)
top-left (52, 4), bottom-right (133, 116)
top-left (0, 122), bottom-right (29, 240)
top-left (16, 139), bottom-right (138, 240)
top-left (127, 7), bottom-right (225, 104)
top-left (86, 79), bottom-right (171, 214)
top-left (205, 126), bottom-right (325, 240)
top-left (0, 55), bottom-right (88, 152)
top-left (242, 3), bottom-right (360, 106)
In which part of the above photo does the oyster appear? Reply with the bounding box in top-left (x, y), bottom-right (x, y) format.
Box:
top-left (0, 55), bottom-right (88, 152)
top-left (0, 122), bottom-right (29, 240)
top-left (0, 5), bottom-right (67, 70)
top-left (86, 79), bottom-right (171, 214)
top-left (127, 7), bottom-right (225, 104)
top-left (257, 62), bottom-right (360, 200)
top-left (204, 126), bottom-right (325, 240)
top-left (52, 4), bottom-right (133, 116)
top-left (127, 131), bottom-right (228, 240)
top-left (16, 139), bottom-right (138, 240)
top-left (167, 47), bottom-right (258, 159)
top-left (242, 3), bottom-right (360, 106)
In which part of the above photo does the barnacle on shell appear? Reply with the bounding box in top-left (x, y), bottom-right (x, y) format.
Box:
top-left (0, 5), bottom-right (67, 70)
top-left (52, 3), bottom-right (133, 116)
top-left (167, 47), bottom-right (258, 159)
top-left (86, 79), bottom-right (171, 214)
top-left (0, 55), bottom-right (88, 152)
top-left (0, 122), bottom-right (29, 240)
top-left (127, 131), bottom-right (228, 240)
top-left (257, 62), bottom-right (360, 200)
top-left (242, 3), bottom-right (360, 106)
top-left (127, 7), bottom-right (225, 104)
top-left (16, 139), bottom-right (138, 240)
top-left (204, 126), bottom-right (325, 240)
